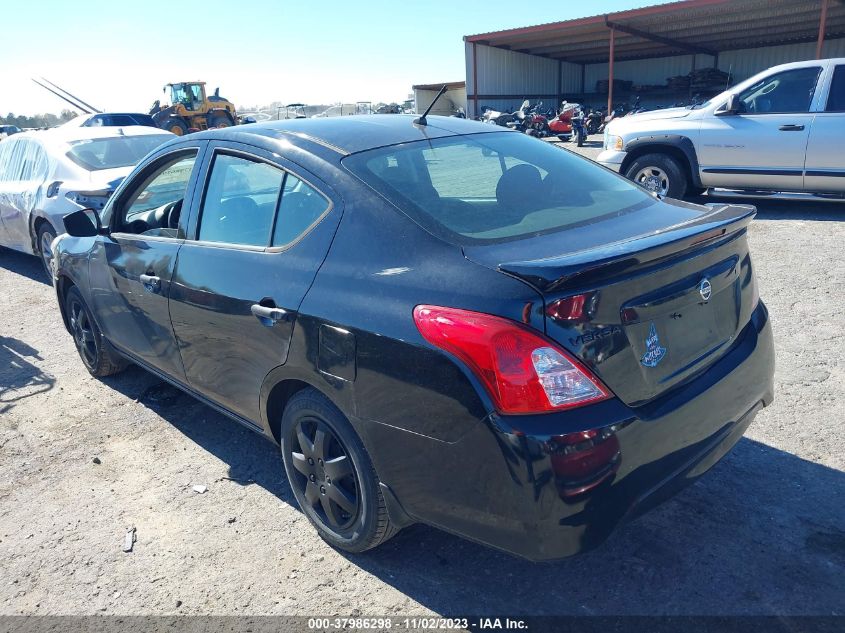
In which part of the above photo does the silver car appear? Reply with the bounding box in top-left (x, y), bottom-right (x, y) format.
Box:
top-left (598, 58), bottom-right (845, 199)
top-left (0, 125), bottom-right (173, 276)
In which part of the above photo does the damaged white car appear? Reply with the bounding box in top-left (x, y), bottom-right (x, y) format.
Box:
top-left (0, 125), bottom-right (174, 277)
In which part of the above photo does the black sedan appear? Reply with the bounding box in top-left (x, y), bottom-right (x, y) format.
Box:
top-left (51, 115), bottom-right (774, 560)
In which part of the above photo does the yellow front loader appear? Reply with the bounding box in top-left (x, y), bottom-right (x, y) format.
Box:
top-left (150, 82), bottom-right (237, 135)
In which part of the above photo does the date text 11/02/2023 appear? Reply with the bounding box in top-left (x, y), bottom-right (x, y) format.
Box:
top-left (306, 617), bottom-right (528, 630)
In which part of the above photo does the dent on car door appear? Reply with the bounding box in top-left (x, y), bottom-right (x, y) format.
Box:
top-left (698, 66), bottom-right (821, 191)
top-left (805, 64), bottom-right (845, 193)
top-left (88, 145), bottom-right (206, 381)
top-left (168, 143), bottom-right (342, 423)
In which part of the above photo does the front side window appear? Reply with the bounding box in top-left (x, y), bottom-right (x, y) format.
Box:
top-left (118, 151), bottom-right (198, 237)
top-left (826, 65), bottom-right (845, 112)
top-left (67, 134), bottom-right (173, 171)
top-left (343, 131), bottom-right (654, 244)
top-left (737, 67), bottom-right (821, 114)
top-left (198, 154), bottom-right (284, 247)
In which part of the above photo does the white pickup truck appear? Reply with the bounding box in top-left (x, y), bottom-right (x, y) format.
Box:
top-left (598, 58), bottom-right (845, 199)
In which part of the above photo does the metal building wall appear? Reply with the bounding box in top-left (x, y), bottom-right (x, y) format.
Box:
top-left (718, 38), bottom-right (845, 81)
top-left (560, 61), bottom-right (582, 94)
top-left (467, 37), bottom-right (845, 116)
top-left (465, 42), bottom-right (583, 115)
top-left (414, 87), bottom-right (467, 116)
top-left (583, 54), bottom-right (716, 93)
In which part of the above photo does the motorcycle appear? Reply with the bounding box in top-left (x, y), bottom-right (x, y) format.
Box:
top-left (585, 107), bottom-right (604, 135)
top-left (508, 101), bottom-right (551, 137)
top-left (548, 101), bottom-right (580, 139)
top-left (480, 101), bottom-right (527, 127)
top-left (570, 105), bottom-right (587, 147)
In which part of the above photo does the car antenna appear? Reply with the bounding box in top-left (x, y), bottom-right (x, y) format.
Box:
top-left (414, 85), bottom-right (448, 126)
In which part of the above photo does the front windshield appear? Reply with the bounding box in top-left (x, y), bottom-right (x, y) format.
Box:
top-left (66, 135), bottom-right (173, 171)
top-left (343, 131), bottom-right (656, 245)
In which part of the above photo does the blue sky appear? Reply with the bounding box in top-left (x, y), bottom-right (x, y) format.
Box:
top-left (2, 0), bottom-right (673, 115)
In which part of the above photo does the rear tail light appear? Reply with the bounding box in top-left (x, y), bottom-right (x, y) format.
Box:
top-left (413, 305), bottom-right (611, 415)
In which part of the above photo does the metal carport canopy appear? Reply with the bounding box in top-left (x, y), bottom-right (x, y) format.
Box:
top-left (464, 0), bottom-right (843, 65)
top-left (465, 0), bottom-right (840, 113)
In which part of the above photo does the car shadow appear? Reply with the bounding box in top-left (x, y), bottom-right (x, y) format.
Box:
top-left (99, 369), bottom-right (845, 616)
top-left (0, 246), bottom-right (49, 285)
top-left (100, 367), bottom-right (296, 504)
top-left (0, 336), bottom-right (55, 415)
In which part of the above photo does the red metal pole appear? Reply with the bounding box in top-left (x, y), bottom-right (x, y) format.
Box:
top-left (816, 0), bottom-right (829, 59)
top-left (607, 26), bottom-right (615, 114)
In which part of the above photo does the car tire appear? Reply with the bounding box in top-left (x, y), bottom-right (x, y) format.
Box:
top-left (36, 222), bottom-right (57, 281)
top-left (625, 153), bottom-right (688, 199)
top-left (65, 286), bottom-right (128, 377)
top-left (160, 117), bottom-right (189, 136)
top-left (280, 388), bottom-right (398, 553)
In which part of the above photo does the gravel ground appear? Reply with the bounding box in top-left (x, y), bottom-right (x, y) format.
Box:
top-left (1, 142), bottom-right (843, 617)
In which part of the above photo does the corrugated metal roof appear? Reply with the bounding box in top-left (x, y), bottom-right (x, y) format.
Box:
top-left (464, 0), bottom-right (844, 64)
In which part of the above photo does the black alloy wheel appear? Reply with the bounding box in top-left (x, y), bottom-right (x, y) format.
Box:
top-left (64, 286), bottom-right (127, 377)
top-left (290, 417), bottom-right (360, 531)
top-left (68, 294), bottom-right (98, 370)
top-left (280, 388), bottom-right (399, 552)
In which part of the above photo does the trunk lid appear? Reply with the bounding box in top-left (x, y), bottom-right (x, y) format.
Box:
top-left (463, 200), bottom-right (759, 407)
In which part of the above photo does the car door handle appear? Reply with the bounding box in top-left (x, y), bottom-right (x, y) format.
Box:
top-left (139, 273), bottom-right (161, 293)
top-left (251, 303), bottom-right (289, 326)
top-left (778, 124), bottom-right (805, 131)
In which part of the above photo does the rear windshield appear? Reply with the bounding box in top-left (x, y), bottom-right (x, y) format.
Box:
top-left (343, 131), bottom-right (656, 244)
top-left (66, 135), bottom-right (172, 171)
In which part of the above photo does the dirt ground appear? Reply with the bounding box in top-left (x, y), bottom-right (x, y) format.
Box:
top-left (1, 143), bottom-right (843, 617)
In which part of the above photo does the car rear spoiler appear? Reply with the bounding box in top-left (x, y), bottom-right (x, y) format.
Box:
top-left (498, 203), bottom-right (757, 293)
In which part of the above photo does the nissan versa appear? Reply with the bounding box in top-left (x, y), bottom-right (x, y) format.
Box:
top-left (51, 115), bottom-right (774, 560)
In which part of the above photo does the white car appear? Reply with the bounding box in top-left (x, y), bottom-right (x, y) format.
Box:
top-left (0, 125), bottom-right (174, 277)
top-left (598, 58), bottom-right (845, 199)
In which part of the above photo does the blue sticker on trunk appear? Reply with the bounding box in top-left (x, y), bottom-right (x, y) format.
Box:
top-left (640, 322), bottom-right (667, 368)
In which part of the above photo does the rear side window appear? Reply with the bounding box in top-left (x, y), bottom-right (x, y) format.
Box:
top-left (272, 175), bottom-right (330, 247)
top-left (343, 131), bottom-right (654, 245)
top-left (827, 65), bottom-right (845, 112)
top-left (198, 154), bottom-right (284, 247)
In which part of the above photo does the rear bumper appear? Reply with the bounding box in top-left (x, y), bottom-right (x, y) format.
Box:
top-left (369, 302), bottom-right (774, 561)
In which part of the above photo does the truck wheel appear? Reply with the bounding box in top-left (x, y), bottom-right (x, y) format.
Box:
top-left (160, 117), bottom-right (189, 136)
top-left (207, 112), bottom-right (232, 129)
top-left (625, 153), bottom-right (688, 199)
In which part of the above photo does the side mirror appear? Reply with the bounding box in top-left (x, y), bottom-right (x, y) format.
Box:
top-left (721, 94), bottom-right (740, 115)
top-left (63, 209), bottom-right (102, 237)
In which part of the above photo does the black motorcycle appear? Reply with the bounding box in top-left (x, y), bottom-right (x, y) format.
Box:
top-left (570, 106), bottom-right (587, 147)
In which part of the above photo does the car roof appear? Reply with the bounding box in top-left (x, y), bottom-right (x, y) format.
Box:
top-left (202, 115), bottom-right (501, 155)
top-left (767, 57), bottom-right (845, 72)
